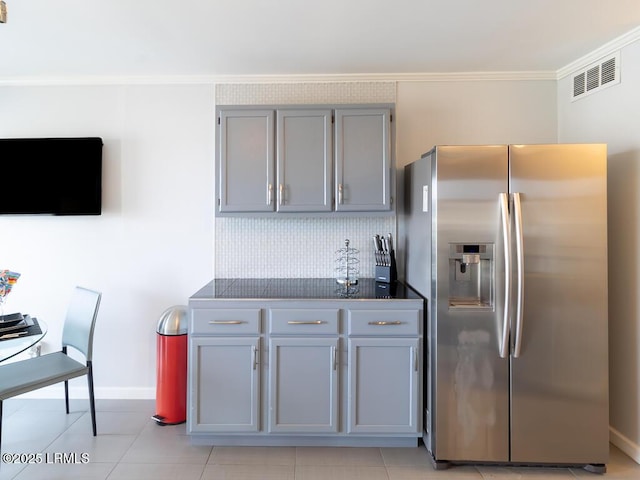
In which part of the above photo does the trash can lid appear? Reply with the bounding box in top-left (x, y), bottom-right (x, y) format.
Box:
top-left (157, 305), bottom-right (188, 335)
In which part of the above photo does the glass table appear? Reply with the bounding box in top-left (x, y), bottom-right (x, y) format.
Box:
top-left (0, 316), bottom-right (47, 363)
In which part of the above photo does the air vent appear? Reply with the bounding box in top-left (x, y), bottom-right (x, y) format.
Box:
top-left (571, 52), bottom-right (620, 101)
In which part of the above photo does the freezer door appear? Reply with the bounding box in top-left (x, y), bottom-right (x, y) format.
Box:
top-left (432, 145), bottom-right (510, 462)
top-left (509, 144), bottom-right (609, 465)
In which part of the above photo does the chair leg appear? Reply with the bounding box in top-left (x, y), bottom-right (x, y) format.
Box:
top-left (63, 347), bottom-right (70, 414)
top-left (64, 380), bottom-right (70, 414)
top-left (87, 361), bottom-right (97, 436)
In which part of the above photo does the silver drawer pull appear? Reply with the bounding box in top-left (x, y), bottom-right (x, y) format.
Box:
top-left (332, 345), bottom-right (337, 370)
top-left (209, 320), bottom-right (245, 325)
top-left (252, 345), bottom-right (259, 370)
top-left (368, 321), bottom-right (403, 326)
top-left (287, 320), bottom-right (326, 325)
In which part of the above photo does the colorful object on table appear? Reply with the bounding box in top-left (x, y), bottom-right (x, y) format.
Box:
top-left (0, 270), bottom-right (21, 314)
top-left (0, 270), bottom-right (20, 298)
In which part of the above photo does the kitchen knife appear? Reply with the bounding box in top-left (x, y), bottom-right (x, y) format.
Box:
top-left (373, 235), bottom-right (381, 265)
top-left (374, 234), bottom-right (383, 265)
top-left (381, 236), bottom-right (389, 266)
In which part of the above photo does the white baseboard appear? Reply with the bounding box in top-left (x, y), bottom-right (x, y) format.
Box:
top-left (16, 386), bottom-right (156, 400)
top-left (610, 426), bottom-right (640, 464)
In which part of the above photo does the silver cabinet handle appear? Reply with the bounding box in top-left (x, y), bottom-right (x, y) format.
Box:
top-left (338, 183), bottom-right (344, 204)
top-left (267, 183), bottom-right (273, 205)
top-left (252, 344), bottom-right (259, 370)
top-left (368, 321), bottom-right (402, 326)
top-left (209, 320), bottom-right (245, 325)
top-left (287, 320), bottom-right (326, 325)
top-left (279, 183), bottom-right (284, 205)
top-left (512, 192), bottom-right (525, 358)
top-left (412, 346), bottom-right (418, 372)
top-left (499, 192), bottom-right (511, 359)
top-left (332, 345), bottom-right (337, 370)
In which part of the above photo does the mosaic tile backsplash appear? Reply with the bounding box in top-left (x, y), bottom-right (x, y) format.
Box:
top-left (214, 81), bottom-right (397, 279)
top-left (215, 217), bottom-right (396, 279)
top-left (215, 81), bottom-right (396, 105)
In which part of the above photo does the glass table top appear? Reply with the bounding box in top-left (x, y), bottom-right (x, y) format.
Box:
top-left (0, 316), bottom-right (47, 363)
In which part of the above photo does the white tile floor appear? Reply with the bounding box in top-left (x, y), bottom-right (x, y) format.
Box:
top-left (0, 399), bottom-right (638, 479)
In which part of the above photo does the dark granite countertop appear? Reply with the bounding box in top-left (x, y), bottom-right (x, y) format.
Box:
top-left (190, 278), bottom-right (423, 301)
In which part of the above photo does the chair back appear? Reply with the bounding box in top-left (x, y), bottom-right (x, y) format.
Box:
top-left (61, 286), bottom-right (102, 361)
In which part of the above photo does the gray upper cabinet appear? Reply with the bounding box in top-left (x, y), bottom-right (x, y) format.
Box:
top-left (334, 108), bottom-right (392, 212)
top-left (216, 104), bottom-right (394, 215)
top-left (218, 109), bottom-right (275, 213)
top-left (276, 109), bottom-right (333, 212)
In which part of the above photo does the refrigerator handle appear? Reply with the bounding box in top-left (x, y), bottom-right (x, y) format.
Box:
top-left (499, 192), bottom-right (511, 358)
top-left (512, 192), bottom-right (525, 358)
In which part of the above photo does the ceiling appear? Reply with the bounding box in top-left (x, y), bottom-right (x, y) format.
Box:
top-left (1, 0), bottom-right (640, 80)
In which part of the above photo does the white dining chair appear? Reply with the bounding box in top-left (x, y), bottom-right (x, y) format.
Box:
top-left (0, 286), bottom-right (102, 451)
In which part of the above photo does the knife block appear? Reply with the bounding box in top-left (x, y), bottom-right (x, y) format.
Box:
top-left (375, 250), bottom-right (397, 284)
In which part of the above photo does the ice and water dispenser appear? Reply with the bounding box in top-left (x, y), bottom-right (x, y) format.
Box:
top-left (448, 243), bottom-right (494, 309)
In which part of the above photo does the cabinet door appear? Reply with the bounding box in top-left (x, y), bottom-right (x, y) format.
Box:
top-left (347, 337), bottom-right (420, 434)
top-left (334, 108), bottom-right (392, 211)
top-left (276, 109), bottom-right (333, 212)
top-left (268, 337), bottom-right (339, 433)
top-left (188, 336), bottom-right (260, 433)
top-left (218, 109), bottom-right (275, 212)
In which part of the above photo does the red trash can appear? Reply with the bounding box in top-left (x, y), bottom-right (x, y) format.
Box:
top-left (152, 305), bottom-right (188, 426)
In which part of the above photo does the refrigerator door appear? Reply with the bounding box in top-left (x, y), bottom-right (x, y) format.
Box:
top-left (432, 145), bottom-right (510, 462)
top-left (509, 144), bottom-right (609, 464)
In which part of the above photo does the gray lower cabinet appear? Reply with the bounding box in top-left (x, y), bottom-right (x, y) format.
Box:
top-left (347, 309), bottom-right (421, 434)
top-left (268, 308), bottom-right (340, 433)
top-left (187, 308), bottom-right (262, 433)
top-left (348, 337), bottom-right (419, 434)
top-left (188, 336), bottom-right (260, 433)
top-left (268, 336), bottom-right (339, 432)
top-left (187, 298), bottom-right (422, 446)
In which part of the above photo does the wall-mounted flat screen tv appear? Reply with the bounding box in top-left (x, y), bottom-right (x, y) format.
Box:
top-left (0, 137), bottom-right (103, 215)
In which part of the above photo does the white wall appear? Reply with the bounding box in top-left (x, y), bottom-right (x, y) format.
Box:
top-left (558, 39), bottom-right (640, 461)
top-left (395, 79), bottom-right (558, 168)
top-left (0, 84), bottom-right (215, 398)
top-left (0, 77), bottom-right (557, 399)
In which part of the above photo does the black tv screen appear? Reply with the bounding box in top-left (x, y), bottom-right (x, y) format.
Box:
top-left (0, 137), bottom-right (103, 215)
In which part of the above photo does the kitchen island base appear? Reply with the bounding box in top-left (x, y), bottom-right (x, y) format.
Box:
top-left (188, 279), bottom-right (425, 447)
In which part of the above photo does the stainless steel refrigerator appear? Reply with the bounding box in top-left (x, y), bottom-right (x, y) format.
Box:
top-left (403, 145), bottom-right (609, 472)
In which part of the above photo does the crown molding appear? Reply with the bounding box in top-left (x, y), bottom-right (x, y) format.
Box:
top-left (0, 70), bottom-right (557, 87)
top-left (557, 26), bottom-right (640, 79)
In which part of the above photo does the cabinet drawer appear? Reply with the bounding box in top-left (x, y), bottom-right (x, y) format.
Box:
top-left (269, 309), bottom-right (339, 335)
top-left (191, 309), bottom-right (261, 335)
top-left (348, 310), bottom-right (419, 336)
